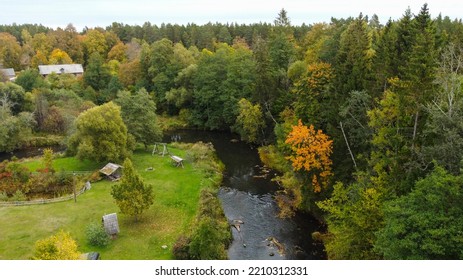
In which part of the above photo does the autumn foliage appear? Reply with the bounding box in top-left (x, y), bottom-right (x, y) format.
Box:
top-left (285, 119), bottom-right (333, 192)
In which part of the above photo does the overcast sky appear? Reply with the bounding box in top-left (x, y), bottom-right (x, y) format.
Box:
top-left (1, 0), bottom-right (461, 30)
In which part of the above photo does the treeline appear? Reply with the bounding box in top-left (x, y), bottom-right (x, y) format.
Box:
top-left (2, 5), bottom-right (463, 259)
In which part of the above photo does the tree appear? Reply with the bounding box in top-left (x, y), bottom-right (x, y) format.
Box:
top-left (334, 14), bottom-right (373, 99)
top-left (291, 61), bottom-right (334, 126)
top-left (419, 43), bottom-right (463, 174)
top-left (0, 111), bottom-right (35, 153)
top-left (32, 230), bottom-right (81, 260)
top-left (67, 101), bottom-right (133, 163)
top-left (0, 32), bottom-right (21, 69)
top-left (48, 48), bottom-right (73, 64)
top-left (82, 28), bottom-right (109, 61)
top-left (191, 43), bottom-right (255, 129)
top-left (107, 41), bottom-right (128, 62)
top-left (317, 177), bottom-right (384, 259)
top-left (274, 8), bottom-right (291, 28)
top-left (115, 89), bottom-right (162, 148)
top-left (83, 52), bottom-right (111, 93)
top-left (233, 98), bottom-right (265, 144)
top-left (375, 165), bottom-right (463, 259)
top-left (14, 69), bottom-right (44, 92)
top-left (111, 158), bottom-right (154, 222)
top-left (285, 119), bottom-right (333, 193)
top-left (0, 81), bottom-right (31, 114)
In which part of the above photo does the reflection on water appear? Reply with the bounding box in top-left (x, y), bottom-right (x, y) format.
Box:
top-left (165, 130), bottom-right (326, 260)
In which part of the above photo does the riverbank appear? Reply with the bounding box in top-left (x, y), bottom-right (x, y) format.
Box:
top-left (0, 143), bottom-right (225, 260)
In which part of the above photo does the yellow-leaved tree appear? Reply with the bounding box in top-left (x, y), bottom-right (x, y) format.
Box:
top-left (33, 230), bottom-right (81, 260)
top-left (285, 119), bottom-right (333, 192)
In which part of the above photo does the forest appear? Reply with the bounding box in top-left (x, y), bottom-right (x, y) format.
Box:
top-left (1, 4), bottom-right (463, 259)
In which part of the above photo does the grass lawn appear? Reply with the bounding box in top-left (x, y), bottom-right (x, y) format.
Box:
top-left (0, 146), bottom-right (220, 260)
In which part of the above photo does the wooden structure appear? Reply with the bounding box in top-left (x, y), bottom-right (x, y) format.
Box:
top-left (152, 142), bottom-right (169, 156)
top-left (99, 163), bottom-right (123, 181)
top-left (170, 155), bottom-right (184, 168)
top-left (102, 213), bottom-right (120, 237)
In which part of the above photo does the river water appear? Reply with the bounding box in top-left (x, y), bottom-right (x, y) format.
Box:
top-left (164, 130), bottom-right (326, 260)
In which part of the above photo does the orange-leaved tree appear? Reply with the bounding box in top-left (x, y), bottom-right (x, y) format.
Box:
top-left (285, 119), bottom-right (333, 192)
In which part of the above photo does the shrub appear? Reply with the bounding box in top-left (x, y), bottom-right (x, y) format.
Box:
top-left (0, 191), bottom-right (8, 201)
top-left (10, 190), bottom-right (27, 201)
top-left (187, 189), bottom-right (231, 260)
top-left (172, 235), bottom-right (191, 260)
top-left (33, 230), bottom-right (81, 260)
top-left (85, 222), bottom-right (110, 247)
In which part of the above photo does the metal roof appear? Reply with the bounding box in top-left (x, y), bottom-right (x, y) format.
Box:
top-left (99, 163), bottom-right (123, 176)
top-left (0, 68), bottom-right (15, 77)
top-left (38, 64), bottom-right (84, 75)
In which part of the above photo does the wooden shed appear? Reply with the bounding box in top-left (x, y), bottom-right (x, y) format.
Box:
top-left (102, 213), bottom-right (120, 237)
top-left (99, 163), bottom-right (123, 181)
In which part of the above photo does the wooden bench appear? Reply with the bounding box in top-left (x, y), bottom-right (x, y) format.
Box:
top-left (170, 155), bottom-right (184, 168)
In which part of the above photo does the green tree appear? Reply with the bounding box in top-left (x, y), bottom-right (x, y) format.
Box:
top-left (233, 98), bottom-right (266, 144)
top-left (375, 165), bottom-right (463, 259)
top-left (191, 43), bottom-right (255, 129)
top-left (0, 112), bottom-right (35, 153)
top-left (82, 28), bottom-right (109, 61)
top-left (67, 101), bottom-right (133, 163)
top-left (32, 230), bottom-right (81, 260)
top-left (14, 69), bottom-right (44, 92)
top-left (115, 89), bottom-right (162, 148)
top-left (334, 14), bottom-right (373, 98)
top-left (111, 158), bottom-right (154, 222)
top-left (317, 177), bottom-right (384, 259)
top-left (83, 52), bottom-right (112, 93)
top-left (0, 81), bottom-right (31, 114)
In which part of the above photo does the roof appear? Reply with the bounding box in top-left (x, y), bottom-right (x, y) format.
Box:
top-left (99, 163), bottom-right (123, 176)
top-left (38, 64), bottom-right (84, 75)
top-left (0, 68), bottom-right (15, 78)
top-left (102, 213), bottom-right (120, 235)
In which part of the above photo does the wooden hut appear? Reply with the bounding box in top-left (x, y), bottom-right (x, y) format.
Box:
top-left (99, 163), bottom-right (123, 181)
top-left (102, 213), bottom-right (120, 237)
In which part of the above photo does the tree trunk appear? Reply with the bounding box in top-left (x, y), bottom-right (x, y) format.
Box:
top-left (340, 122), bottom-right (357, 169)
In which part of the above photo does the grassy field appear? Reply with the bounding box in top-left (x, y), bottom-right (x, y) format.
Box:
top-left (0, 145), bottom-right (220, 260)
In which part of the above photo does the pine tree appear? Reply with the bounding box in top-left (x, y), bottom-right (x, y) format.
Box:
top-left (111, 158), bottom-right (154, 222)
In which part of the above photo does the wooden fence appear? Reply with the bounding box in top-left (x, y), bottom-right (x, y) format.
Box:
top-left (0, 181), bottom-right (91, 207)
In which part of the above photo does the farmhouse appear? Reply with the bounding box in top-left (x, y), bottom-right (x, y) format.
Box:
top-left (38, 64), bottom-right (84, 77)
top-left (0, 68), bottom-right (16, 81)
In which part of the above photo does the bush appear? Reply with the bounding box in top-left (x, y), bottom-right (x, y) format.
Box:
top-left (172, 235), bottom-right (191, 260)
top-left (86, 222), bottom-right (110, 247)
top-left (0, 191), bottom-right (8, 201)
top-left (10, 190), bottom-right (27, 201)
top-left (187, 189), bottom-right (231, 260)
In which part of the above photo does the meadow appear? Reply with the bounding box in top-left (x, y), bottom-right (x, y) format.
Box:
top-left (0, 145), bottom-right (221, 259)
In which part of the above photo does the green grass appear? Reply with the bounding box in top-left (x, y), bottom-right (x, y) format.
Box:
top-left (0, 146), bottom-right (220, 260)
top-left (20, 156), bottom-right (101, 172)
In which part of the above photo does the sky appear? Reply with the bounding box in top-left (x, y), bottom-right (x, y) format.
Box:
top-left (1, 0), bottom-right (462, 30)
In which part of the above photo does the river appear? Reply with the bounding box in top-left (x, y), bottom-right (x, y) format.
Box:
top-left (164, 130), bottom-right (326, 260)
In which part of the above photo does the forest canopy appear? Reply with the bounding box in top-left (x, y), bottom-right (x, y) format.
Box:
top-left (2, 4), bottom-right (463, 259)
